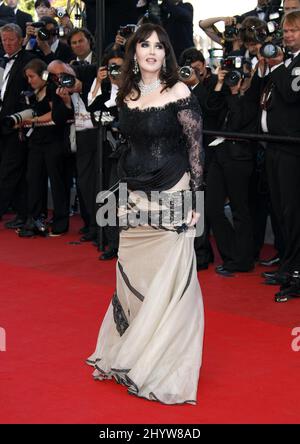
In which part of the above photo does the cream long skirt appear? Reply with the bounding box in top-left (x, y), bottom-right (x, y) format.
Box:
top-left (86, 173), bottom-right (204, 405)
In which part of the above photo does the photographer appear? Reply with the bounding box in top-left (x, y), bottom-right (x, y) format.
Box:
top-left (239, 17), bottom-right (268, 68)
top-left (179, 47), bottom-right (218, 269)
top-left (51, 59), bottom-right (99, 243)
top-left (68, 27), bottom-right (97, 65)
top-left (0, 23), bottom-right (35, 229)
top-left (25, 15), bottom-right (74, 64)
top-left (199, 16), bottom-right (243, 56)
top-left (17, 58), bottom-right (70, 237)
top-left (82, 49), bottom-right (124, 258)
top-left (237, 16), bottom-right (283, 264)
top-left (254, 10), bottom-right (300, 300)
top-left (205, 59), bottom-right (259, 276)
top-left (53, 6), bottom-right (74, 45)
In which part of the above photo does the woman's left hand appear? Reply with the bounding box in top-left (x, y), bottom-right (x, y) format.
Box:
top-left (187, 210), bottom-right (201, 227)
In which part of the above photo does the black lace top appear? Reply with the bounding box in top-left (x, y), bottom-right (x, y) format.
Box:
top-left (118, 94), bottom-right (204, 192)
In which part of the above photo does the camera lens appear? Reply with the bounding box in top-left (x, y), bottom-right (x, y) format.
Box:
top-left (260, 42), bottom-right (278, 58)
top-left (38, 27), bottom-right (50, 41)
top-left (108, 64), bottom-right (121, 78)
top-left (224, 70), bottom-right (242, 87)
top-left (59, 74), bottom-right (76, 88)
top-left (179, 66), bottom-right (193, 80)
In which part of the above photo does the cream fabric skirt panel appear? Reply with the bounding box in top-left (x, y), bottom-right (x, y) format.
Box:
top-left (87, 173), bottom-right (204, 405)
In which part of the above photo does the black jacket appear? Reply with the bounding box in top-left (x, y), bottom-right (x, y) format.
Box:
top-left (253, 53), bottom-right (300, 156)
top-left (15, 8), bottom-right (33, 37)
top-left (0, 3), bottom-right (15, 25)
top-left (206, 78), bottom-right (261, 161)
top-left (28, 40), bottom-right (74, 64)
top-left (0, 49), bottom-right (35, 123)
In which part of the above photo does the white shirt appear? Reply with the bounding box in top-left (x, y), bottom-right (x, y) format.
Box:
top-left (0, 51), bottom-right (19, 103)
top-left (26, 37), bottom-right (60, 53)
top-left (88, 80), bottom-right (119, 109)
top-left (77, 52), bottom-right (93, 64)
top-left (71, 93), bottom-right (98, 131)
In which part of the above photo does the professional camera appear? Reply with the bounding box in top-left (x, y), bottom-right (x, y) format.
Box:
top-left (108, 63), bottom-right (122, 79)
top-left (221, 56), bottom-right (251, 87)
top-left (179, 65), bottom-right (194, 80)
top-left (42, 71), bottom-right (76, 89)
top-left (260, 41), bottom-right (282, 58)
top-left (223, 23), bottom-right (239, 41)
top-left (1, 109), bottom-right (34, 129)
top-left (29, 21), bottom-right (59, 41)
top-left (56, 7), bottom-right (68, 19)
top-left (119, 24), bottom-right (137, 39)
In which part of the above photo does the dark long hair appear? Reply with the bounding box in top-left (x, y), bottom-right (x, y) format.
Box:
top-left (117, 23), bottom-right (179, 107)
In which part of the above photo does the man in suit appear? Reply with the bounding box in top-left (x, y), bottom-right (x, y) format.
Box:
top-left (0, 23), bottom-right (35, 228)
top-left (25, 16), bottom-right (74, 64)
top-left (67, 27), bottom-right (97, 65)
top-left (239, 0), bottom-right (281, 22)
top-left (255, 10), bottom-right (300, 300)
top-left (5, 0), bottom-right (32, 37)
top-left (0, 0), bottom-right (15, 24)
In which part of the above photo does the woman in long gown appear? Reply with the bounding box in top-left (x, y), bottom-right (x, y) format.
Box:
top-left (86, 23), bottom-right (205, 405)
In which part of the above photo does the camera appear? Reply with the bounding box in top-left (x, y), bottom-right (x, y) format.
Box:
top-left (119, 24), bottom-right (137, 39)
top-left (28, 21), bottom-right (58, 41)
top-left (223, 24), bottom-right (239, 41)
top-left (38, 27), bottom-right (58, 41)
top-left (1, 109), bottom-right (34, 129)
top-left (42, 71), bottom-right (76, 89)
top-left (266, 12), bottom-right (283, 41)
top-left (179, 65), bottom-right (194, 80)
top-left (260, 41), bottom-right (281, 58)
top-left (108, 63), bottom-right (122, 79)
top-left (56, 7), bottom-right (68, 19)
top-left (221, 56), bottom-right (251, 87)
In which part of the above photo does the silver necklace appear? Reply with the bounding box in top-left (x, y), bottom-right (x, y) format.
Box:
top-left (138, 79), bottom-right (161, 96)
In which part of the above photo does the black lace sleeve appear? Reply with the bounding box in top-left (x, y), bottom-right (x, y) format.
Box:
top-left (176, 95), bottom-right (204, 191)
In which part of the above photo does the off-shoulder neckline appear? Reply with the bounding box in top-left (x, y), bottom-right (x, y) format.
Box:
top-left (122, 95), bottom-right (193, 113)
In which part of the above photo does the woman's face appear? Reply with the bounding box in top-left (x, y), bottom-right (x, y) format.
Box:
top-left (36, 4), bottom-right (51, 19)
top-left (25, 69), bottom-right (46, 90)
top-left (135, 31), bottom-right (166, 75)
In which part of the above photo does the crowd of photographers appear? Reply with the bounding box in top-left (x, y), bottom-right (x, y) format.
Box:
top-left (0, 0), bottom-right (300, 301)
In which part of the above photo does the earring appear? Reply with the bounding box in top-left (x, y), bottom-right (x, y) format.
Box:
top-left (133, 55), bottom-right (139, 75)
top-left (162, 58), bottom-right (167, 74)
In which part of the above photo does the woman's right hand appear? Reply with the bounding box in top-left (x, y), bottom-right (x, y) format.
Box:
top-left (96, 66), bottom-right (108, 84)
top-left (224, 16), bottom-right (236, 26)
top-left (215, 68), bottom-right (227, 91)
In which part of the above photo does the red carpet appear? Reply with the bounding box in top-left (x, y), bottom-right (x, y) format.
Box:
top-left (0, 214), bottom-right (300, 424)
